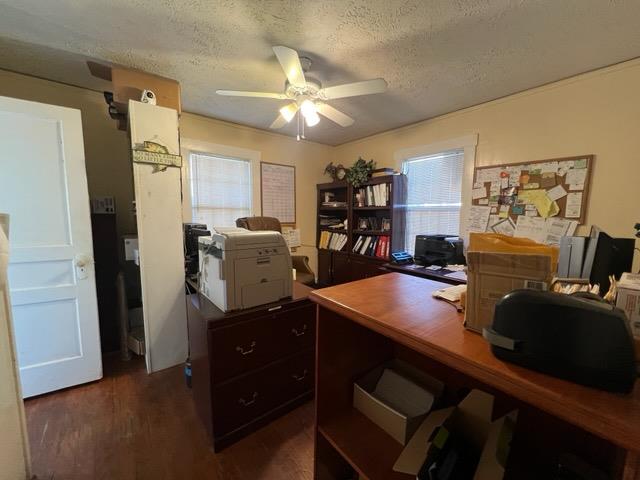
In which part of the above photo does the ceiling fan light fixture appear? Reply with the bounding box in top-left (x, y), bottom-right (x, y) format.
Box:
top-left (279, 103), bottom-right (298, 123)
top-left (300, 99), bottom-right (317, 117)
top-left (305, 110), bottom-right (320, 127)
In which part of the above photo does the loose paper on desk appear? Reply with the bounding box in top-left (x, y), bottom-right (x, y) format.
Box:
top-left (466, 205), bottom-right (491, 234)
top-left (566, 168), bottom-right (587, 190)
top-left (515, 216), bottom-right (547, 243)
top-left (517, 189), bottom-right (560, 218)
top-left (283, 228), bottom-right (301, 248)
top-left (565, 192), bottom-right (582, 218)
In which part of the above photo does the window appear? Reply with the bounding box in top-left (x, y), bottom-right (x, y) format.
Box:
top-left (189, 152), bottom-right (252, 228)
top-left (402, 149), bottom-right (464, 254)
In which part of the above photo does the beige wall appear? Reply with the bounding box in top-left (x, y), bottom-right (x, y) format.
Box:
top-left (333, 59), bottom-right (640, 254)
top-left (180, 113), bottom-right (331, 273)
top-left (0, 69), bottom-right (135, 240)
top-left (2, 57), bottom-right (639, 272)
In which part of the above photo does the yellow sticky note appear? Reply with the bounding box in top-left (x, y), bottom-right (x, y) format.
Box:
top-left (517, 190), bottom-right (559, 218)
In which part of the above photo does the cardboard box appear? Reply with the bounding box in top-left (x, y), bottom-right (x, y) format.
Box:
top-left (393, 389), bottom-right (517, 479)
top-left (465, 252), bottom-right (553, 333)
top-left (88, 61), bottom-right (181, 113)
top-left (617, 273), bottom-right (640, 338)
top-left (353, 360), bottom-right (444, 445)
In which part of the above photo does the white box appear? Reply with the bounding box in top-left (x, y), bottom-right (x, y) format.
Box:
top-left (617, 272), bottom-right (640, 338)
top-left (353, 360), bottom-right (443, 445)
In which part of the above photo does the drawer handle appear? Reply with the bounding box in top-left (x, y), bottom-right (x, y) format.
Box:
top-left (268, 305), bottom-right (282, 312)
top-left (238, 391), bottom-right (258, 407)
top-left (291, 325), bottom-right (307, 337)
top-left (235, 341), bottom-right (256, 356)
top-left (292, 369), bottom-right (308, 382)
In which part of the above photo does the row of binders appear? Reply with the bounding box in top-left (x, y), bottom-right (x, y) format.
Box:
top-left (355, 183), bottom-right (391, 207)
top-left (318, 231), bottom-right (348, 251)
top-left (353, 235), bottom-right (390, 259)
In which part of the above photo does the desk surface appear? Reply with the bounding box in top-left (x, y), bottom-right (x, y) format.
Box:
top-left (309, 272), bottom-right (640, 453)
top-left (382, 262), bottom-right (466, 284)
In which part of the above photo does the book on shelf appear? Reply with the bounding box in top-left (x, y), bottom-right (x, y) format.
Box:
top-left (354, 183), bottom-right (391, 207)
top-left (319, 231), bottom-right (348, 251)
top-left (371, 168), bottom-right (396, 177)
top-left (352, 234), bottom-right (389, 259)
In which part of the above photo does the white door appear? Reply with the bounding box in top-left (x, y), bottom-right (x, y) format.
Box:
top-left (0, 95), bottom-right (102, 398)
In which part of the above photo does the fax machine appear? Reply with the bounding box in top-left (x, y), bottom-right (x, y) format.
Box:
top-left (198, 227), bottom-right (292, 312)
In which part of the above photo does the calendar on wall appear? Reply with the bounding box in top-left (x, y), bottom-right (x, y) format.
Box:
top-left (261, 162), bottom-right (296, 224)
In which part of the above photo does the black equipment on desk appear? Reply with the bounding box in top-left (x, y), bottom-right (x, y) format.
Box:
top-left (184, 223), bottom-right (210, 276)
top-left (483, 289), bottom-right (636, 393)
top-left (414, 234), bottom-right (464, 267)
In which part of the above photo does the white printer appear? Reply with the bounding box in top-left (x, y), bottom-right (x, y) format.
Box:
top-left (198, 227), bottom-right (293, 312)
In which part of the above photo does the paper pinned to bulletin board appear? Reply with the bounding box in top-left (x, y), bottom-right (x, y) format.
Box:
top-left (469, 155), bottom-right (593, 245)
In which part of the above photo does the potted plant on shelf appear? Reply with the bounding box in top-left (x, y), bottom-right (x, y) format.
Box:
top-left (346, 157), bottom-right (376, 188)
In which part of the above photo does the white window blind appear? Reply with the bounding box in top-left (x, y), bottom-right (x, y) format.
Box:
top-left (402, 149), bottom-right (464, 254)
top-left (189, 152), bottom-right (252, 228)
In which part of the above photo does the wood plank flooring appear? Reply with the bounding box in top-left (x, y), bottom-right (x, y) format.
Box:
top-left (25, 354), bottom-right (314, 480)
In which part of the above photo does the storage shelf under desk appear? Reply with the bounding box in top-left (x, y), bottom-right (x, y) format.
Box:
top-left (318, 409), bottom-right (411, 480)
top-left (310, 273), bottom-right (640, 479)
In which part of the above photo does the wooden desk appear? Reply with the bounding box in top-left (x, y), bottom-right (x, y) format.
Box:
top-left (381, 262), bottom-right (467, 285)
top-left (187, 282), bottom-right (315, 451)
top-left (310, 273), bottom-right (640, 479)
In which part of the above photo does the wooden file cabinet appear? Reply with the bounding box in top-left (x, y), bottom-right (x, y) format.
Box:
top-left (187, 282), bottom-right (315, 451)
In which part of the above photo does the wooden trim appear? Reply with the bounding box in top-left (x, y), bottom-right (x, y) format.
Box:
top-left (260, 161), bottom-right (296, 225)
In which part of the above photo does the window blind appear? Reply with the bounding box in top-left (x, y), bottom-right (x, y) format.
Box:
top-left (402, 149), bottom-right (464, 254)
top-left (189, 152), bottom-right (252, 228)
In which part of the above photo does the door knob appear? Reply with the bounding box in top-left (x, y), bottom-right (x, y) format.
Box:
top-left (75, 254), bottom-right (94, 280)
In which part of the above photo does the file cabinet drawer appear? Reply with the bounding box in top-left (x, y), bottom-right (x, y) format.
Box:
top-left (211, 350), bottom-right (314, 437)
top-left (210, 303), bottom-right (315, 384)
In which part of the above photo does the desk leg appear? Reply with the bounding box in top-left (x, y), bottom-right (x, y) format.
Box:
top-left (618, 450), bottom-right (640, 480)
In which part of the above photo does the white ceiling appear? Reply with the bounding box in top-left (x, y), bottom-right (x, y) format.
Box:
top-left (1, 0), bottom-right (640, 145)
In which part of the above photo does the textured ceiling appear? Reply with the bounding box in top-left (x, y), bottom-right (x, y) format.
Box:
top-left (1, 0), bottom-right (640, 145)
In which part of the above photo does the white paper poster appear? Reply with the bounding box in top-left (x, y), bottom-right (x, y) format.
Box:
top-left (466, 206), bottom-right (491, 234)
top-left (547, 184), bottom-right (568, 202)
top-left (514, 216), bottom-right (547, 243)
top-left (565, 192), bottom-right (583, 218)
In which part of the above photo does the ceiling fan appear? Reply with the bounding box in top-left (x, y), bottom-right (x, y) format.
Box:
top-left (216, 46), bottom-right (387, 138)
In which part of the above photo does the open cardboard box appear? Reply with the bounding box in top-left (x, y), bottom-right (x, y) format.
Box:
top-left (353, 359), bottom-right (444, 445)
top-left (393, 389), bottom-right (517, 479)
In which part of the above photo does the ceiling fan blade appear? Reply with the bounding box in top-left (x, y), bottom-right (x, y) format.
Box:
top-left (269, 114), bottom-right (288, 129)
top-left (317, 103), bottom-right (355, 127)
top-left (319, 78), bottom-right (387, 100)
top-left (216, 90), bottom-right (287, 99)
top-left (272, 46), bottom-right (306, 88)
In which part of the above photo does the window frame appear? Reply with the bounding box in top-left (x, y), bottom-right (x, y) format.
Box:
top-left (394, 135), bottom-right (478, 244)
top-left (188, 151), bottom-right (253, 227)
top-left (180, 139), bottom-right (261, 226)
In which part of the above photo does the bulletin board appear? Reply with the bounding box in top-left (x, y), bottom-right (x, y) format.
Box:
top-left (472, 155), bottom-right (594, 225)
top-left (261, 162), bottom-right (296, 224)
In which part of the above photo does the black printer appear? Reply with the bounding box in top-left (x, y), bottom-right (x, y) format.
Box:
top-left (484, 289), bottom-right (636, 393)
top-left (414, 234), bottom-right (464, 267)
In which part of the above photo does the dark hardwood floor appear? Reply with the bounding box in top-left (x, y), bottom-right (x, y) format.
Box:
top-left (25, 354), bottom-right (314, 480)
